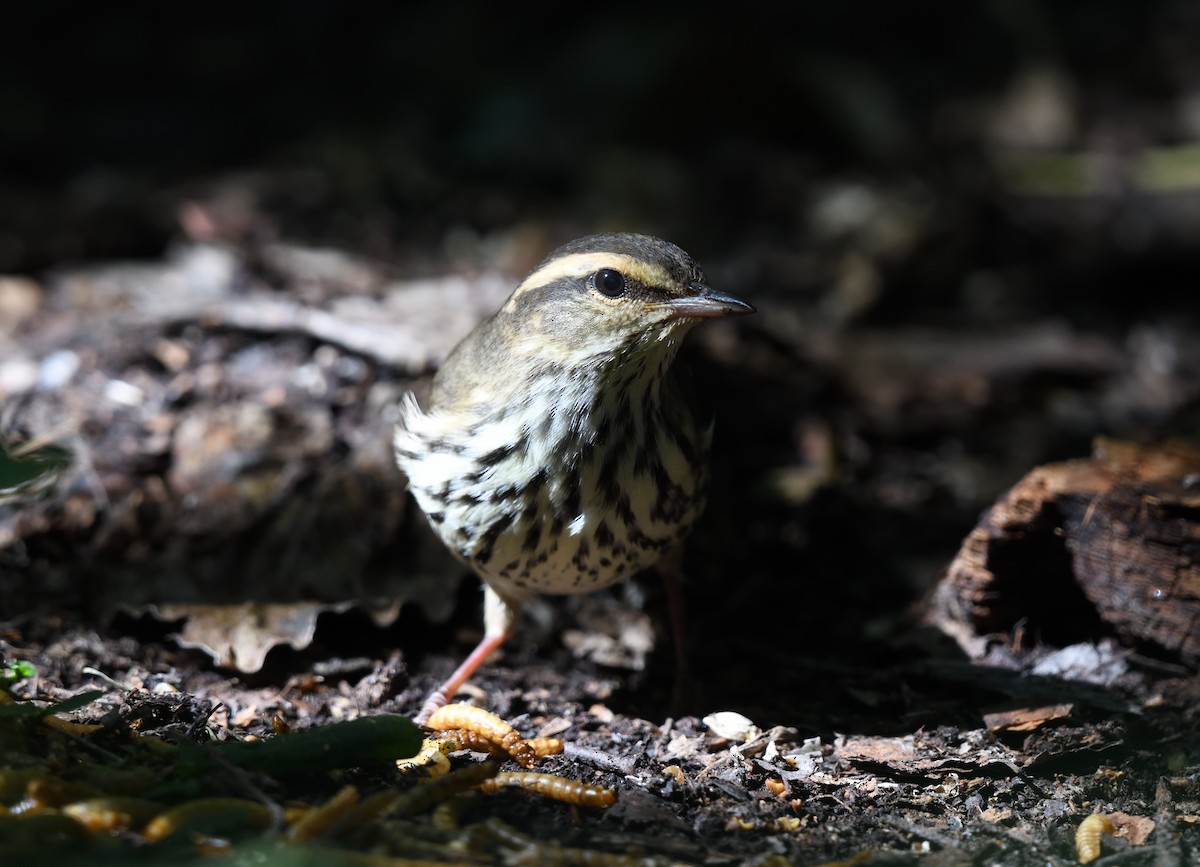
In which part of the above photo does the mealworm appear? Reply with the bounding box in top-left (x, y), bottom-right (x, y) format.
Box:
top-left (436, 728), bottom-right (563, 764)
top-left (436, 728), bottom-right (500, 756)
top-left (394, 737), bottom-right (451, 778)
top-left (430, 793), bottom-right (471, 832)
top-left (324, 788), bottom-right (402, 838)
top-left (39, 716), bottom-right (104, 737)
top-left (1075, 813), bottom-right (1115, 864)
top-left (25, 776), bottom-right (101, 808)
top-left (384, 759), bottom-right (500, 818)
top-left (425, 704), bottom-right (536, 768)
top-left (285, 785), bottom-right (359, 842)
top-left (142, 797), bottom-right (273, 842)
top-left (525, 737), bottom-right (564, 757)
top-left (479, 772), bottom-right (616, 808)
top-left (61, 797), bottom-right (163, 833)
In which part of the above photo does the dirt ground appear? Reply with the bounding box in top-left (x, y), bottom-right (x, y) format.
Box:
top-left (3, 599), bottom-right (1200, 865)
top-left (2, 221), bottom-right (1199, 864)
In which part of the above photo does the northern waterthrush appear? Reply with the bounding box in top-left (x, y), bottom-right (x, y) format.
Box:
top-left (395, 233), bottom-right (754, 720)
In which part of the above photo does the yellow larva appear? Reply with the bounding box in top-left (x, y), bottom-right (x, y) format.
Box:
top-left (386, 759), bottom-right (500, 818)
top-left (437, 728), bottom-right (564, 765)
top-left (524, 737), bottom-right (565, 757)
top-left (425, 704), bottom-right (536, 768)
top-left (142, 798), bottom-right (272, 842)
top-left (437, 727), bottom-right (503, 756)
top-left (480, 771), bottom-right (617, 808)
top-left (1075, 813), bottom-right (1115, 864)
top-left (285, 785), bottom-right (359, 842)
top-left (394, 737), bottom-right (452, 778)
top-left (430, 795), bottom-right (468, 832)
top-left (61, 797), bottom-right (163, 833)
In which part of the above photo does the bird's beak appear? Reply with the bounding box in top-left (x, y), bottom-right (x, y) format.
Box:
top-left (667, 283), bottom-right (757, 319)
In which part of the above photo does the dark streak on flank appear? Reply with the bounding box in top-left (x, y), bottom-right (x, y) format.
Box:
top-left (615, 492), bottom-right (636, 528)
top-left (522, 523), bottom-right (541, 552)
top-left (594, 413), bottom-right (611, 443)
top-left (560, 466), bottom-right (582, 524)
top-left (473, 514), bottom-right (514, 565)
top-left (524, 468), bottom-right (548, 498)
top-left (479, 436), bottom-right (526, 468)
top-left (670, 422), bottom-right (697, 466)
top-left (492, 483), bottom-right (518, 502)
top-left (597, 448), bottom-right (623, 505)
top-left (649, 458), bottom-right (675, 521)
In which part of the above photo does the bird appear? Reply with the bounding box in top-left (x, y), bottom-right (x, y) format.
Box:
top-left (394, 232), bottom-right (754, 722)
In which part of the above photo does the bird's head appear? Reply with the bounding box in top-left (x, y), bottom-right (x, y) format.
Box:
top-left (494, 233), bottom-right (754, 368)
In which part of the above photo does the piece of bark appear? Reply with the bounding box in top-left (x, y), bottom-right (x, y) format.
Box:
top-left (931, 438), bottom-right (1200, 666)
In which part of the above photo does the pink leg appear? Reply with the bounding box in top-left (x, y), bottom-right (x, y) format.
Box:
top-left (415, 587), bottom-right (520, 724)
top-left (415, 629), bottom-right (510, 724)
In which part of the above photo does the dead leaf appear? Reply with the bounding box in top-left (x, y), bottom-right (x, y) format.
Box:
top-left (146, 600), bottom-right (356, 671)
top-left (1109, 811), bottom-right (1155, 845)
top-left (983, 703), bottom-right (1074, 733)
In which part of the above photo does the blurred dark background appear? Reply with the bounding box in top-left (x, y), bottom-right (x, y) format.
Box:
top-left (4, 2), bottom-right (1199, 316)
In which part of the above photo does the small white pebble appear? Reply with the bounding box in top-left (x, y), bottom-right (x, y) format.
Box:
top-left (0, 359), bottom-right (39, 394)
top-left (38, 349), bottom-right (80, 389)
top-left (105, 379), bottom-right (145, 406)
top-left (703, 711), bottom-right (760, 742)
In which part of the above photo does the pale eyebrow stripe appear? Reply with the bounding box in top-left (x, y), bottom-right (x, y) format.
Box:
top-left (505, 252), bottom-right (673, 308)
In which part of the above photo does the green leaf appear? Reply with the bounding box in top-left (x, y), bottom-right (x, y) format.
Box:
top-left (195, 714), bottom-right (423, 779)
top-left (0, 441), bottom-right (70, 500)
top-left (2, 659), bottom-right (37, 683)
top-left (0, 689), bottom-right (106, 718)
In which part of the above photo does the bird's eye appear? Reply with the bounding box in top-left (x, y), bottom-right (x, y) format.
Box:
top-left (594, 268), bottom-right (627, 298)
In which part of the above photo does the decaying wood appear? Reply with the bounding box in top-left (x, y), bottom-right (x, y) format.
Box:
top-left (931, 438), bottom-right (1200, 666)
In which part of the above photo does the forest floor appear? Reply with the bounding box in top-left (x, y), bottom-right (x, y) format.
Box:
top-left (2, 204), bottom-right (1199, 864)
